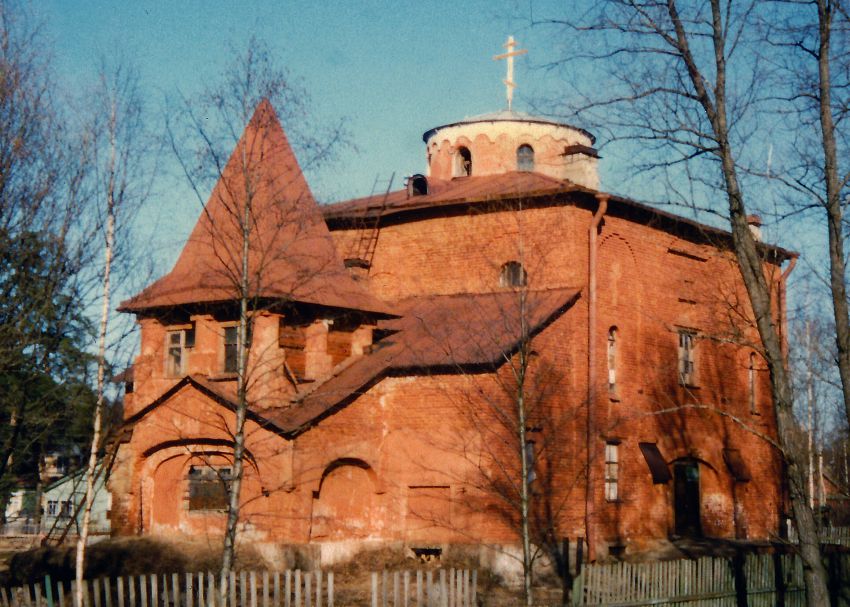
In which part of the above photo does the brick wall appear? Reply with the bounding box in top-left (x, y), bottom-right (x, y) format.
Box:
top-left (112, 192), bottom-right (785, 560)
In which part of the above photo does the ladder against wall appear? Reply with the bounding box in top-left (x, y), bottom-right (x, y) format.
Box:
top-left (345, 173), bottom-right (394, 273)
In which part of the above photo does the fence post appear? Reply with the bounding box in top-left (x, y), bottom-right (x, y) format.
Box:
top-left (44, 575), bottom-right (54, 607)
top-left (439, 570), bottom-right (447, 607)
top-left (404, 571), bottom-right (410, 607)
top-left (315, 571), bottom-right (322, 607)
top-left (304, 573), bottom-right (311, 607)
top-left (327, 571), bottom-right (333, 607)
top-left (371, 572), bottom-right (378, 607)
top-left (382, 571), bottom-right (388, 607)
top-left (241, 571), bottom-right (248, 607)
top-left (294, 571), bottom-right (301, 607)
top-left (470, 571), bottom-right (476, 607)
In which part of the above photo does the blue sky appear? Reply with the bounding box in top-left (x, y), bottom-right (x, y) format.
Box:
top-left (42, 1), bottom-right (597, 268)
top-left (42, 1), bottom-right (560, 197)
top-left (38, 2), bottom-right (802, 279)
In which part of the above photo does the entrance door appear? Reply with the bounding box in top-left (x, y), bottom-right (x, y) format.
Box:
top-left (674, 460), bottom-right (701, 536)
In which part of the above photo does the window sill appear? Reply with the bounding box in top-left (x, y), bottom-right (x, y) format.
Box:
top-left (679, 382), bottom-right (700, 390)
top-left (605, 498), bottom-right (623, 504)
top-left (609, 394), bottom-right (620, 403)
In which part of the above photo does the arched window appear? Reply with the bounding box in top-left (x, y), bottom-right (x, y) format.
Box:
top-left (517, 144), bottom-right (534, 171)
top-left (455, 146), bottom-right (472, 177)
top-left (607, 327), bottom-right (617, 395)
top-left (500, 261), bottom-right (527, 287)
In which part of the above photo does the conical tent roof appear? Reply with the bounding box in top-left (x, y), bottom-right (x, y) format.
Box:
top-left (120, 100), bottom-right (391, 315)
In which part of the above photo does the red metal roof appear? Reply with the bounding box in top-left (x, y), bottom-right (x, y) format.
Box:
top-left (322, 174), bottom-right (796, 262)
top-left (323, 172), bottom-right (574, 222)
top-left (124, 288), bottom-right (581, 438)
top-left (274, 287), bottom-right (581, 435)
top-left (119, 100), bottom-right (392, 315)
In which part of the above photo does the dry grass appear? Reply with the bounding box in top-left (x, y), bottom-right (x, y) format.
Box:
top-left (2, 537), bottom-right (269, 586)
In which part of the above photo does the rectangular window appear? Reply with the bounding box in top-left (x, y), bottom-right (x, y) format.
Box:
top-left (224, 326), bottom-right (238, 373)
top-left (165, 326), bottom-right (195, 377)
top-left (188, 466), bottom-right (232, 511)
top-left (605, 442), bottom-right (619, 501)
top-left (223, 324), bottom-right (251, 374)
top-left (678, 330), bottom-right (696, 386)
top-left (47, 500), bottom-right (57, 517)
top-left (60, 500), bottom-right (73, 517)
top-left (607, 328), bottom-right (617, 395)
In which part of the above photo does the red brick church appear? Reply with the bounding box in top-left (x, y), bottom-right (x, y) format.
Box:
top-left (109, 91), bottom-right (792, 566)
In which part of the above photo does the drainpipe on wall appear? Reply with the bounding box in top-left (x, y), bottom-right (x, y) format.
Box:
top-left (778, 254), bottom-right (797, 535)
top-left (586, 193), bottom-right (608, 563)
top-left (779, 255), bottom-right (797, 365)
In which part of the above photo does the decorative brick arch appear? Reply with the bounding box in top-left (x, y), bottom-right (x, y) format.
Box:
top-left (315, 458), bottom-right (379, 497)
top-left (309, 458), bottom-right (381, 540)
top-left (599, 232), bottom-right (638, 267)
top-left (140, 441), bottom-right (259, 536)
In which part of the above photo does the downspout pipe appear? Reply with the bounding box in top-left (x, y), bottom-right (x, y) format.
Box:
top-left (779, 255), bottom-right (797, 364)
top-left (778, 254), bottom-right (797, 536)
top-left (586, 193), bottom-right (608, 563)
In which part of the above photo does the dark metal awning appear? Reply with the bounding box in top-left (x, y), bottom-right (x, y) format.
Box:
top-left (639, 442), bottom-right (671, 484)
top-left (723, 448), bottom-right (751, 482)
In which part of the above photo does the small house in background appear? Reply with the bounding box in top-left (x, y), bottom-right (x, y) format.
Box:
top-left (41, 464), bottom-right (111, 537)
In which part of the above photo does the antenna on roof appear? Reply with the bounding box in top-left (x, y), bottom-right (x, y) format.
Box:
top-left (493, 35), bottom-right (527, 111)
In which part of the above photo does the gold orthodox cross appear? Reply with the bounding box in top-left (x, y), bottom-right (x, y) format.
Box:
top-left (493, 35), bottom-right (527, 111)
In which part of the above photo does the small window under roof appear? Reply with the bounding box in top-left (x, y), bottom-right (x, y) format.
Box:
top-left (517, 144), bottom-right (534, 171)
top-left (455, 146), bottom-right (472, 177)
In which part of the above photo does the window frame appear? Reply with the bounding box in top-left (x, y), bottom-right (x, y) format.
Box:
top-left (222, 322), bottom-right (252, 375)
top-left (748, 352), bottom-right (759, 415)
top-left (677, 329), bottom-right (697, 386)
top-left (187, 465), bottom-right (233, 512)
top-left (517, 144), bottom-right (535, 171)
top-left (607, 327), bottom-right (618, 398)
top-left (604, 441), bottom-right (620, 502)
top-left (499, 261), bottom-right (528, 288)
top-left (165, 325), bottom-right (195, 378)
top-left (455, 146), bottom-right (472, 177)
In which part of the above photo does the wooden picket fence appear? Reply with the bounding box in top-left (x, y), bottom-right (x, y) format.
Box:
top-left (0, 570), bottom-right (333, 607)
top-left (369, 569), bottom-right (476, 607)
top-left (571, 553), bottom-right (806, 606)
top-left (788, 525), bottom-right (850, 546)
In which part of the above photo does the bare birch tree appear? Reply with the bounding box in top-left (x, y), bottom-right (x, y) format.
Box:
top-left (533, 1), bottom-right (830, 601)
top-left (74, 63), bottom-right (149, 605)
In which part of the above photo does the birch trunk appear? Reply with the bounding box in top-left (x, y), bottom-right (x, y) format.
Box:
top-left (74, 99), bottom-right (117, 606)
